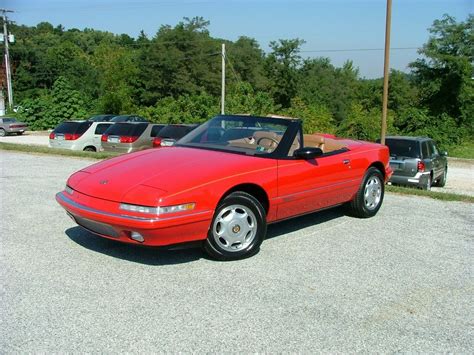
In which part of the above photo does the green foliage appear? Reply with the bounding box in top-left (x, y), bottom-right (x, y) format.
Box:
top-left (282, 97), bottom-right (335, 134)
top-left (298, 58), bottom-right (360, 122)
top-left (410, 14), bottom-right (473, 132)
top-left (338, 104), bottom-right (393, 142)
top-left (265, 39), bottom-right (305, 108)
top-left (225, 83), bottom-right (276, 116)
top-left (17, 94), bottom-right (53, 130)
top-left (17, 77), bottom-right (87, 130)
top-left (137, 92), bottom-right (219, 124)
top-left (447, 140), bottom-right (474, 159)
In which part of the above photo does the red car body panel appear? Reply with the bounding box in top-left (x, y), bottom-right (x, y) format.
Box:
top-left (56, 116), bottom-right (392, 248)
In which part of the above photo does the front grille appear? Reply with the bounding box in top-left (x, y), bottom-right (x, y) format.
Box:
top-left (71, 214), bottom-right (119, 238)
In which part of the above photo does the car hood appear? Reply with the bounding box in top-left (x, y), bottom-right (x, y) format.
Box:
top-left (69, 147), bottom-right (274, 203)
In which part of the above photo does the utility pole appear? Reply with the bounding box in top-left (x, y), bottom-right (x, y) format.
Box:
top-left (1, 8), bottom-right (14, 112)
top-left (380, 0), bottom-right (392, 145)
top-left (221, 43), bottom-right (225, 115)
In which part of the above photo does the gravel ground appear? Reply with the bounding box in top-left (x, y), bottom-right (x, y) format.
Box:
top-left (431, 159), bottom-right (474, 196)
top-left (1, 151), bottom-right (473, 353)
top-left (0, 131), bottom-right (50, 146)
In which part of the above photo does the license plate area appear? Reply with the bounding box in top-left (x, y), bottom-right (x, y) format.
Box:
top-left (108, 136), bottom-right (120, 143)
top-left (69, 213), bottom-right (119, 238)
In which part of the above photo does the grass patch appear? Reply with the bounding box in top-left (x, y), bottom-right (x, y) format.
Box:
top-left (0, 142), bottom-right (118, 160)
top-left (448, 141), bottom-right (474, 159)
top-left (386, 185), bottom-right (474, 203)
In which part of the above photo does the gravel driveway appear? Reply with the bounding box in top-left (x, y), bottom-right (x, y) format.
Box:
top-left (1, 151), bottom-right (473, 353)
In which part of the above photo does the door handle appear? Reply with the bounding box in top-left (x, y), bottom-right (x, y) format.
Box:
top-left (343, 159), bottom-right (350, 165)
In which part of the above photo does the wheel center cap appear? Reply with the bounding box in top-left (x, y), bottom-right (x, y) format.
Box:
top-left (232, 225), bottom-right (241, 233)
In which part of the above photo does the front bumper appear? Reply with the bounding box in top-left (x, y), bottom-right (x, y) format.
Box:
top-left (56, 191), bottom-right (213, 246)
top-left (389, 171), bottom-right (430, 188)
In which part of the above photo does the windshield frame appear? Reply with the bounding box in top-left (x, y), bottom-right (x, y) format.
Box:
top-left (176, 115), bottom-right (301, 159)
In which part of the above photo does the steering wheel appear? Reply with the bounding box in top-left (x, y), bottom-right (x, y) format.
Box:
top-left (257, 136), bottom-right (279, 146)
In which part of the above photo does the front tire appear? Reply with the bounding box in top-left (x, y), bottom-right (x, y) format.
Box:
top-left (203, 192), bottom-right (267, 261)
top-left (0, 128), bottom-right (6, 137)
top-left (348, 167), bottom-right (384, 218)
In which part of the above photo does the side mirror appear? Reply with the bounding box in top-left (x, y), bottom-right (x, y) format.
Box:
top-left (440, 151), bottom-right (448, 157)
top-left (294, 147), bottom-right (323, 160)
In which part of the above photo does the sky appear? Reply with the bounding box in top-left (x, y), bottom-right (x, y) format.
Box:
top-left (4, 0), bottom-right (472, 78)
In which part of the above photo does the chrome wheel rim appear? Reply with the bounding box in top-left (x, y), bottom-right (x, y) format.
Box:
top-left (364, 175), bottom-right (382, 210)
top-left (212, 204), bottom-right (257, 252)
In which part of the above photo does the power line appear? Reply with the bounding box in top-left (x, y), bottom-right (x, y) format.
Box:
top-left (299, 47), bottom-right (418, 53)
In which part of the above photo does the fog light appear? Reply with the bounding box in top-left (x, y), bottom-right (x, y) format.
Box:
top-left (130, 231), bottom-right (144, 243)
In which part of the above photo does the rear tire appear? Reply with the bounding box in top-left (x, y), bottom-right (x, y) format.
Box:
top-left (203, 191), bottom-right (266, 261)
top-left (348, 167), bottom-right (384, 218)
top-left (434, 168), bottom-right (447, 187)
top-left (83, 146), bottom-right (96, 152)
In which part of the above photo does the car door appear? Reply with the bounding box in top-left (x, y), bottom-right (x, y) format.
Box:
top-left (276, 132), bottom-right (355, 220)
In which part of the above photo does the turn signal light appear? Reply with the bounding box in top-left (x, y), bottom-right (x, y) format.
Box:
top-left (120, 136), bottom-right (139, 143)
top-left (417, 161), bottom-right (425, 172)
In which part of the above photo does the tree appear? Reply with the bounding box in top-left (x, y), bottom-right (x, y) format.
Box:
top-left (265, 39), bottom-right (305, 108)
top-left (410, 14), bottom-right (473, 133)
top-left (282, 97), bottom-right (335, 134)
top-left (135, 17), bottom-right (221, 105)
top-left (298, 58), bottom-right (360, 122)
top-left (227, 37), bottom-right (267, 90)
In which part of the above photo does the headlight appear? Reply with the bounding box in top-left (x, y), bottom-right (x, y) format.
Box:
top-left (119, 202), bottom-right (195, 215)
top-left (65, 185), bottom-right (74, 195)
top-left (158, 203), bottom-right (195, 215)
top-left (119, 203), bottom-right (159, 214)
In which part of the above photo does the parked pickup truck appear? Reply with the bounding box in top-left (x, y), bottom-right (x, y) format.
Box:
top-left (381, 136), bottom-right (448, 190)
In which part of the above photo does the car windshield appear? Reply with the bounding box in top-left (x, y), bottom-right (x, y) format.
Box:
top-left (385, 139), bottom-right (420, 158)
top-left (177, 115), bottom-right (292, 156)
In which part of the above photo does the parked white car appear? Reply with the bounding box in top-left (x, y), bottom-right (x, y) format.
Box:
top-left (49, 120), bottom-right (114, 152)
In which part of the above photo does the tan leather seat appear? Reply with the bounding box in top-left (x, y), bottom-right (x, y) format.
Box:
top-left (303, 134), bottom-right (325, 152)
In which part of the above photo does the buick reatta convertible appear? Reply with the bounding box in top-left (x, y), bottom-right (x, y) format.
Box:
top-left (57, 115), bottom-right (392, 260)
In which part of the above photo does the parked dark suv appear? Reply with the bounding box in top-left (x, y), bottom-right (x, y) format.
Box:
top-left (382, 136), bottom-right (448, 190)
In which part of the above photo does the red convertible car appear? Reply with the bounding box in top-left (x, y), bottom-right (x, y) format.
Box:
top-left (56, 115), bottom-right (392, 260)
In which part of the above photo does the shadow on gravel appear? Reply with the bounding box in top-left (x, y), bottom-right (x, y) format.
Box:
top-left (266, 207), bottom-right (346, 240)
top-left (65, 227), bottom-right (203, 265)
top-left (66, 206), bottom-right (346, 265)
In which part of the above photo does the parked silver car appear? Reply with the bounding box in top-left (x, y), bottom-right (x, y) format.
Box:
top-left (383, 136), bottom-right (448, 190)
top-left (49, 121), bottom-right (114, 152)
top-left (101, 122), bottom-right (162, 153)
top-left (0, 117), bottom-right (28, 136)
